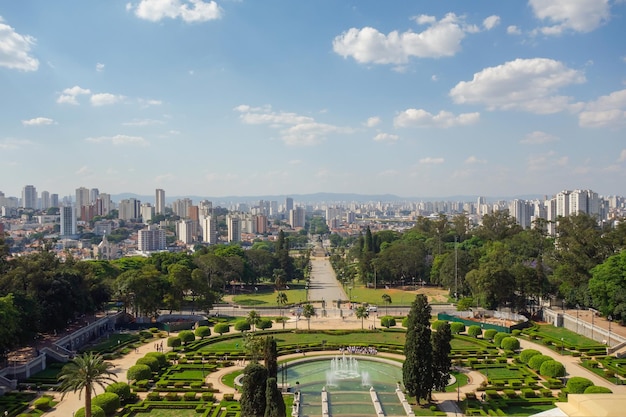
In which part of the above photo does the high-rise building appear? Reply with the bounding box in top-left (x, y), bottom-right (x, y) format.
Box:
top-left (50, 194), bottom-right (59, 208)
top-left (172, 198), bottom-right (193, 218)
top-left (138, 225), bottom-right (166, 252)
top-left (21, 185), bottom-right (37, 209)
top-left (177, 220), bottom-right (194, 244)
top-left (227, 215), bottom-right (241, 243)
top-left (289, 206), bottom-right (305, 228)
top-left (118, 198), bottom-right (141, 221)
top-left (285, 197), bottom-right (294, 213)
top-left (556, 190), bottom-right (570, 218)
top-left (155, 189), bottom-right (165, 215)
top-left (75, 187), bottom-right (90, 219)
top-left (255, 215), bottom-right (268, 234)
top-left (60, 205), bottom-right (76, 237)
top-left (202, 215), bottom-right (218, 244)
top-left (90, 188), bottom-right (99, 203)
top-left (509, 199), bottom-right (532, 229)
top-left (40, 191), bottom-right (50, 210)
top-left (140, 203), bottom-right (155, 223)
top-left (97, 193), bottom-right (112, 216)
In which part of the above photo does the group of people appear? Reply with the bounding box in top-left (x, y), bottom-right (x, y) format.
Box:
top-left (154, 341), bottom-right (164, 352)
top-left (340, 345), bottom-right (378, 355)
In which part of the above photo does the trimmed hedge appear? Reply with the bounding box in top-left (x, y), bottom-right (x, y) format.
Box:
top-left (167, 337), bottom-right (181, 348)
top-left (195, 326), bottom-right (211, 339)
top-left (500, 337), bottom-right (520, 351)
top-left (75, 405), bottom-right (106, 417)
top-left (483, 329), bottom-right (498, 341)
top-left (584, 385), bottom-right (612, 394)
top-left (432, 320), bottom-right (447, 331)
top-left (566, 377), bottom-right (594, 394)
top-left (92, 392), bottom-right (121, 416)
top-left (214, 323), bottom-right (230, 335)
top-left (468, 325), bottom-right (482, 338)
top-left (136, 356), bottom-right (160, 372)
top-left (450, 322), bottom-right (466, 334)
top-left (528, 355), bottom-right (552, 371)
top-left (127, 364), bottom-right (152, 382)
top-left (519, 349), bottom-right (541, 364)
top-left (493, 332), bottom-right (509, 347)
top-left (106, 382), bottom-right (132, 403)
top-left (178, 330), bottom-right (195, 344)
top-left (539, 360), bottom-right (565, 378)
top-left (381, 316), bottom-right (396, 328)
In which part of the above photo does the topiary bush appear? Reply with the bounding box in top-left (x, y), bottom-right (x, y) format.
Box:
top-left (167, 336), bottom-right (181, 348)
top-left (539, 360), bottom-right (566, 378)
top-left (214, 323), bottom-right (230, 335)
top-left (483, 329), bottom-right (498, 341)
top-left (468, 325), bottom-right (482, 338)
top-left (493, 332), bottom-right (509, 347)
top-left (127, 364), bottom-right (152, 382)
top-left (401, 317), bottom-right (409, 327)
top-left (106, 382), bottom-right (132, 403)
top-left (584, 385), bottom-right (612, 394)
top-left (195, 326), bottom-right (211, 339)
top-left (380, 316), bottom-right (396, 328)
top-left (75, 405), bottom-right (106, 417)
top-left (566, 377), bottom-right (594, 394)
top-left (145, 352), bottom-right (167, 368)
top-left (450, 322), bottom-right (465, 334)
top-left (431, 320), bottom-right (447, 331)
top-left (178, 330), bottom-right (195, 344)
top-left (519, 349), bottom-right (541, 364)
top-left (256, 318), bottom-right (273, 330)
top-left (234, 320), bottom-right (251, 332)
top-left (528, 355), bottom-right (553, 371)
top-left (500, 337), bottom-right (520, 351)
top-left (92, 392), bottom-right (121, 416)
top-left (33, 397), bottom-right (51, 411)
top-left (136, 356), bottom-right (160, 372)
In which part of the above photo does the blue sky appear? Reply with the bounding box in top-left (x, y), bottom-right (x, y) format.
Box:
top-left (1, 0), bottom-right (625, 199)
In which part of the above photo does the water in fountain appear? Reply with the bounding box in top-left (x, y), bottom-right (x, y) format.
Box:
top-left (326, 353), bottom-right (361, 387)
top-left (361, 371), bottom-right (371, 387)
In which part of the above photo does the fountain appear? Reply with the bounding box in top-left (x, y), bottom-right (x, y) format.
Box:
top-left (326, 353), bottom-right (363, 386)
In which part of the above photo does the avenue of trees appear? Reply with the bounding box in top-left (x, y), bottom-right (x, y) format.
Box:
top-left (0, 230), bottom-right (309, 361)
top-left (330, 212), bottom-right (626, 322)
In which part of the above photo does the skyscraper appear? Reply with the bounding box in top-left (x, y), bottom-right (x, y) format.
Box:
top-left (40, 191), bottom-right (50, 210)
top-left (227, 215), bottom-right (241, 243)
top-left (285, 197), bottom-right (294, 213)
top-left (155, 189), bottom-right (165, 215)
top-left (21, 185), bottom-right (37, 209)
top-left (75, 187), bottom-right (90, 219)
top-left (60, 205), bottom-right (76, 237)
top-left (138, 225), bottom-right (166, 252)
top-left (202, 215), bottom-right (218, 244)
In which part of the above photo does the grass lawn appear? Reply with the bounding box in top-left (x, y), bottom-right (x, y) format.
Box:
top-left (451, 337), bottom-right (485, 350)
top-left (533, 324), bottom-right (603, 348)
top-left (445, 370), bottom-right (470, 392)
top-left (232, 283), bottom-right (307, 306)
top-left (347, 286), bottom-right (449, 306)
top-left (480, 367), bottom-right (526, 381)
top-left (128, 408), bottom-right (202, 417)
top-left (502, 403), bottom-right (557, 416)
top-left (221, 370), bottom-right (242, 388)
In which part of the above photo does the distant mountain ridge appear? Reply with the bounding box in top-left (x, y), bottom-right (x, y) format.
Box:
top-left (110, 192), bottom-right (544, 205)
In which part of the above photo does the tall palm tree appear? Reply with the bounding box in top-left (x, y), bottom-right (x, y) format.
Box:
top-left (302, 303), bottom-right (315, 330)
top-left (58, 352), bottom-right (116, 417)
top-left (247, 310), bottom-right (260, 331)
top-left (276, 291), bottom-right (288, 329)
top-left (355, 305), bottom-right (369, 330)
top-left (382, 293), bottom-right (392, 316)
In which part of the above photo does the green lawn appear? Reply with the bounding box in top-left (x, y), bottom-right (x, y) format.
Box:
top-left (128, 409), bottom-right (202, 417)
top-left (232, 284), bottom-right (307, 306)
top-left (480, 367), bottom-right (526, 381)
top-left (533, 324), bottom-right (603, 348)
top-left (502, 403), bottom-right (557, 416)
top-left (445, 370), bottom-right (470, 392)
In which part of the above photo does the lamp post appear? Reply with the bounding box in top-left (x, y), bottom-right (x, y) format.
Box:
top-left (576, 304), bottom-right (580, 333)
top-left (560, 338), bottom-right (564, 355)
top-left (608, 315), bottom-right (613, 349)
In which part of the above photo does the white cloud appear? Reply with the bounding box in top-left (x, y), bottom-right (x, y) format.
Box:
top-left (465, 156), bottom-right (487, 164)
top-left (419, 157), bottom-right (444, 164)
top-left (235, 104), bottom-right (351, 146)
top-left (530, 0), bottom-right (610, 34)
top-left (22, 117), bottom-right (56, 126)
top-left (483, 15), bottom-right (500, 30)
top-left (75, 166), bottom-right (93, 176)
top-left (90, 93), bottom-right (124, 106)
top-left (123, 118), bottom-right (164, 126)
top-left (131, 0), bottom-right (222, 23)
top-left (618, 149), bottom-right (626, 162)
top-left (520, 131), bottom-right (559, 144)
top-left (507, 25), bottom-right (522, 35)
top-left (57, 85), bottom-right (91, 105)
top-left (0, 138), bottom-right (31, 150)
top-left (332, 13), bottom-right (481, 65)
top-left (527, 151), bottom-right (568, 171)
top-left (85, 134), bottom-right (148, 146)
top-left (394, 108), bottom-right (480, 128)
top-left (364, 116), bottom-right (381, 127)
top-left (578, 89), bottom-right (626, 128)
top-left (0, 17), bottom-right (39, 71)
top-left (96, 62), bottom-right (105, 72)
top-left (449, 58), bottom-right (586, 114)
top-left (431, 74), bottom-right (439, 81)
top-left (373, 133), bottom-right (399, 142)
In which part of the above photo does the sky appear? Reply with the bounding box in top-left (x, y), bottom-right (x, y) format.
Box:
top-left (1, 0), bottom-right (626, 200)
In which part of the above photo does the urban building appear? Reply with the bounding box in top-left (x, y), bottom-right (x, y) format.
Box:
top-left (60, 205), bottom-right (76, 237)
top-left (138, 225), bottom-right (166, 252)
top-left (155, 188), bottom-right (165, 215)
top-left (227, 215), bottom-right (241, 243)
top-left (21, 185), bottom-right (37, 209)
top-left (202, 215), bottom-right (218, 244)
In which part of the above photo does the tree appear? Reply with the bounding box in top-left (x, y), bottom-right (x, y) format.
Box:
top-left (302, 303), bottom-right (315, 330)
top-left (195, 326), bottom-right (211, 339)
top-left (214, 323), bottom-right (230, 335)
top-left (178, 330), bottom-right (195, 345)
top-left (264, 336), bottom-right (278, 379)
top-left (264, 377), bottom-right (286, 417)
top-left (355, 305), bottom-right (369, 329)
top-left (247, 310), bottom-right (261, 331)
top-left (58, 352), bottom-right (116, 417)
top-left (431, 322), bottom-right (452, 392)
top-left (276, 291), bottom-right (288, 328)
top-left (240, 362), bottom-right (268, 417)
top-left (382, 293), bottom-right (392, 316)
top-left (403, 294), bottom-right (433, 402)
top-left (589, 250), bottom-right (626, 320)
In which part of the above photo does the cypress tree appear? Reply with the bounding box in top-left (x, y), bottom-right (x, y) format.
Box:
top-left (431, 322), bottom-right (452, 392)
top-left (402, 294), bottom-right (433, 402)
top-left (264, 336), bottom-right (278, 379)
top-left (264, 377), bottom-right (286, 417)
top-left (240, 363), bottom-right (268, 417)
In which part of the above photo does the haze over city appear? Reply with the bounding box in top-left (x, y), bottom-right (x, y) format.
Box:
top-left (1, 1), bottom-right (625, 198)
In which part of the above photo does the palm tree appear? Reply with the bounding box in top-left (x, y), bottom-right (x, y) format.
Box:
top-left (382, 293), bottom-right (392, 316)
top-left (355, 305), bottom-right (369, 330)
top-left (247, 310), bottom-right (260, 331)
top-left (276, 291), bottom-right (288, 329)
top-left (302, 303), bottom-right (315, 330)
top-left (58, 352), bottom-right (116, 417)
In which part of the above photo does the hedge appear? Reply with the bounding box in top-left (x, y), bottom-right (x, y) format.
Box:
top-left (145, 352), bottom-right (167, 368)
top-left (75, 405), bottom-right (106, 417)
top-left (33, 397), bottom-right (51, 411)
top-left (178, 330), bottom-right (195, 344)
top-left (195, 326), bottom-right (211, 339)
top-left (214, 323), bottom-right (230, 335)
top-left (450, 322), bottom-right (465, 334)
top-left (519, 349), bottom-right (541, 364)
top-left (566, 377), bottom-right (594, 394)
top-left (234, 320), bottom-right (251, 332)
top-left (528, 355), bottom-right (553, 371)
top-left (127, 364), bottom-right (152, 382)
top-left (468, 325), bottom-right (482, 338)
top-left (584, 385), bottom-right (612, 394)
top-left (493, 332), bottom-right (509, 347)
top-left (136, 356), bottom-right (160, 373)
top-left (106, 382), bottom-right (132, 403)
top-left (381, 316), bottom-right (396, 328)
top-left (92, 392), bottom-right (121, 416)
top-left (539, 360), bottom-right (565, 378)
top-left (167, 337), bottom-right (181, 348)
top-left (500, 337), bottom-right (520, 351)
top-left (484, 329), bottom-right (498, 341)
top-left (257, 318), bottom-right (273, 330)
top-left (432, 320), bottom-right (447, 331)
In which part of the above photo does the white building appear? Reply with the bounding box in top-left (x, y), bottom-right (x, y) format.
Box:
top-left (155, 188), bottom-right (165, 215)
top-left (60, 205), bottom-right (76, 237)
top-left (228, 215), bottom-right (241, 243)
top-left (138, 225), bottom-right (166, 252)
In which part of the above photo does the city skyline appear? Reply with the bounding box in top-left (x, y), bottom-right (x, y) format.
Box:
top-left (1, 1), bottom-right (625, 198)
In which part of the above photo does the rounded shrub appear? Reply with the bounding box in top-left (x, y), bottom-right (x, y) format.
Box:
top-left (167, 336), bottom-right (181, 348)
top-left (483, 329), bottom-right (498, 341)
top-left (106, 382), bottom-right (132, 403)
top-left (75, 405), bottom-right (106, 417)
top-left (584, 385), bottom-right (612, 394)
top-left (450, 322), bottom-right (465, 334)
top-left (195, 326), bottom-right (211, 339)
top-left (178, 330), bottom-right (195, 344)
top-left (539, 360), bottom-right (566, 378)
top-left (401, 317), bottom-right (409, 327)
top-left (214, 323), bottom-right (230, 335)
top-left (380, 316), bottom-right (396, 328)
top-left (92, 392), bottom-right (121, 416)
top-left (127, 364), bottom-right (152, 382)
top-left (468, 325), bottom-right (482, 338)
top-left (145, 352), bottom-right (167, 368)
top-left (431, 320), bottom-right (447, 331)
top-left (136, 356), bottom-right (160, 372)
top-left (566, 377), bottom-right (595, 394)
top-left (493, 332), bottom-right (509, 347)
top-left (500, 337), bottom-right (520, 351)
top-left (528, 355), bottom-right (553, 371)
top-left (519, 349), bottom-right (541, 364)
top-left (33, 397), bottom-right (51, 410)
top-left (257, 318), bottom-right (273, 330)
top-left (234, 320), bottom-right (251, 332)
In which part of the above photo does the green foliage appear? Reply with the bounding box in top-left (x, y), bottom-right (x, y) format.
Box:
top-left (33, 397), bottom-right (51, 410)
top-left (167, 336), bottom-right (181, 348)
top-left (432, 322), bottom-right (452, 392)
top-left (105, 382), bottom-right (132, 403)
top-left (214, 323), bottom-right (230, 335)
top-left (75, 405), bottom-right (106, 417)
top-left (380, 316), bottom-right (396, 328)
top-left (539, 360), bottom-right (566, 378)
top-left (467, 325), bottom-right (482, 338)
top-left (431, 320), bottom-right (447, 331)
top-left (483, 329), bottom-right (498, 340)
top-left (500, 337), bottom-right (520, 351)
top-left (403, 294), bottom-right (433, 402)
top-left (584, 385), bottom-right (612, 394)
top-left (492, 332), bottom-right (509, 347)
top-left (456, 297), bottom-right (474, 311)
top-left (567, 377), bottom-right (595, 394)
top-left (195, 326), bottom-right (211, 339)
top-left (257, 318), bottom-right (273, 330)
top-left (126, 364), bottom-right (152, 382)
top-left (235, 320), bottom-right (251, 332)
top-left (92, 392), bottom-right (120, 415)
top-left (178, 330), bottom-right (195, 344)
top-left (264, 377), bottom-right (286, 417)
top-left (240, 362), bottom-right (268, 417)
top-left (528, 355), bottom-right (553, 371)
top-left (136, 356), bottom-right (160, 372)
top-left (144, 352), bottom-right (167, 368)
top-left (519, 349), bottom-right (541, 364)
top-left (450, 322), bottom-right (465, 334)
